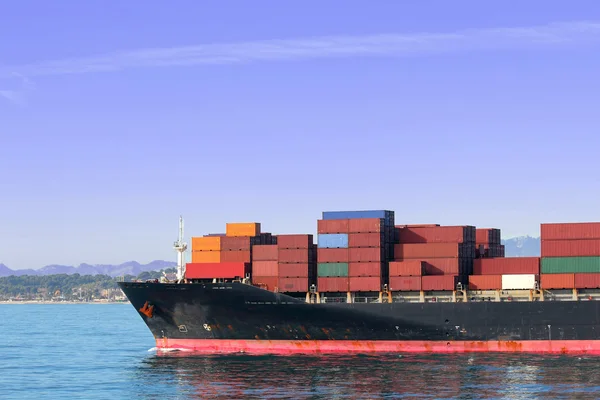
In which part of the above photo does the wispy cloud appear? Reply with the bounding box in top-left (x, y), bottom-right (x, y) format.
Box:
top-left (1, 21), bottom-right (600, 79)
top-left (0, 73), bottom-right (35, 106)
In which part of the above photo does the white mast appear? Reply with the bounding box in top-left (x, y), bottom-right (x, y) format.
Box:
top-left (174, 215), bottom-right (188, 283)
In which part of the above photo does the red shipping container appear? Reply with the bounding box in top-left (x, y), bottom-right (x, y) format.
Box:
top-left (421, 275), bottom-right (459, 291)
top-left (278, 277), bottom-right (309, 292)
top-left (185, 262), bottom-right (249, 279)
top-left (220, 236), bottom-right (252, 251)
top-left (279, 263), bottom-right (311, 278)
top-left (318, 277), bottom-right (349, 292)
top-left (348, 218), bottom-right (384, 233)
top-left (419, 258), bottom-right (461, 275)
top-left (252, 260), bottom-right (278, 276)
top-left (397, 224), bottom-right (440, 228)
top-left (574, 273), bottom-right (600, 289)
top-left (278, 248), bottom-right (313, 263)
top-left (473, 257), bottom-right (540, 275)
top-left (349, 262), bottom-right (382, 277)
top-left (540, 273), bottom-right (575, 289)
top-left (468, 275), bottom-right (502, 290)
top-left (389, 276), bottom-right (422, 291)
top-left (476, 229), bottom-right (492, 244)
top-left (397, 226), bottom-right (471, 244)
top-left (276, 234), bottom-right (313, 249)
top-left (541, 239), bottom-right (600, 257)
top-left (349, 277), bottom-right (381, 292)
top-left (220, 250), bottom-right (251, 263)
top-left (254, 276), bottom-right (279, 292)
top-left (252, 245), bottom-right (278, 261)
top-left (318, 219), bottom-right (349, 234)
top-left (541, 222), bottom-right (600, 241)
top-left (389, 261), bottom-right (424, 277)
top-left (349, 247), bottom-right (383, 262)
top-left (318, 248), bottom-right (349, 263)
top-left (348, 233), bottom-right (384, 248)
top-left (394, 243), bottom-right (468, 258)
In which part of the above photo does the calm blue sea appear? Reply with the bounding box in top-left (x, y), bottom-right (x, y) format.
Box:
top-left (1, 304), bottom-right (600, 399)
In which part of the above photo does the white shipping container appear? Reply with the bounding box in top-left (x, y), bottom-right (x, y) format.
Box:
top-left (502, 274), bottom-right (537, 290)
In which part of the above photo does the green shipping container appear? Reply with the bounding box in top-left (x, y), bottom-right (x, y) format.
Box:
top-left (317, 262), bottom-right (349, 277)
top-left (541, 257), bottom-right (600, 273)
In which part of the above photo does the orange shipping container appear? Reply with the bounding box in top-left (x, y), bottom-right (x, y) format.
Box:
top-left (349, 262), bottom-right (382, 277)
top-left (220, 236), bottom-right (253, 251)
top-left (541, 222), bottom-right (600, 240)
top-left (252, 245), bottom-right (278, 261)
top-left (574, 273), bottom-right (600, 289)
top-left (348, 218), bottom-right (384, 233)
top-left (349, 277), bottom-right (382, 292)
top-left (220, 250), bottom-right (251, 263)
top-left (276, 234), bottom-right (314, 249)
top-left (191, 250), bottom-right (221, 263)
top-left (473, 257), bottom-right (539, 275)
top-left (318, 248), bottom-right (349, 263)
top-left (317, 219), bottom-right (349, 234)
top-left (192, 236), bottom-right (221, 251)
top-left (389, 276), bottom-right (421, 291)
top-left (421, 275), bottom-right (459, 291)
top-left (317, 277), bottom-right (349, 292)
top-left (254, 276), bottom-right (279, 292)
top-left (278, 277), bottom-right (309, 292)
top-left (348, 233), bottom-right (384, 248)
top-left (394, 243), bottom-right (471, 258)
top-left (349, 247), bottom-right (383, 262)
top-left (279, 248), bottom-right (314, 263)
top-left (226, 222), bottom-right (261, 237)
top-left (389, 261), bottom-right (424, 277)
top-left (252, 260), bottom-right (278, 276)
top-left (468, 275), bottom-right (502, 290)
top-left (279, 263), bottom-right (311, 278)
top-left (540, 273), bottom-right (575, 289)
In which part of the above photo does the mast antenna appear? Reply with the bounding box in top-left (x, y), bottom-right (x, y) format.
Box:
top-left (174, 215), bottom-right (188, 283)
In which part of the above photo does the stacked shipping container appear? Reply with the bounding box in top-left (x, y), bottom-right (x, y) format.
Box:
top-left (475, 228), bottom-right (504, 258)
top-left (188, 223), bottom-right (274, 281)
top-left (391, 225), bottom-right (475, 291)
top-left (317, 210), bottom-right (394, 293)
top-left (277, 234), bottom-right (317, 293)
top-left (540, 222), bottom-right (600, 290)
top-left (469, 257), bottom-right (540, 290)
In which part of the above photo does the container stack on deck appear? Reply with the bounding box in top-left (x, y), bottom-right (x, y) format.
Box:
top-left (540, 222), bottom-right (600, 290)
top-left (475, 228), bottom-right (504, 258)
top-left (277, 234), bottom-right (317, 293)
top-left (317, 211), bottom-right (395, 293)
top-left (391, 225), bottom-right (476, 291)
top-left (469, 257), bottom-right (540, 290)
top-left (187, 222), bottom-right (270, 280)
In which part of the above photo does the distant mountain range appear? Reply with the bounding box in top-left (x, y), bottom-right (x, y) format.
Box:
top-left (501, 236), bottom-right (541, 257)
top-left (0, 260), bottom-right (177, 278)
top-left (0, 237), bottom-right (542, 278)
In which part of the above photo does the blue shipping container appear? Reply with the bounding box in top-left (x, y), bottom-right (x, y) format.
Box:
top-left (322, 210), bottom-right (395, 226)
top-left (318, 233), bottom-right (349, 248)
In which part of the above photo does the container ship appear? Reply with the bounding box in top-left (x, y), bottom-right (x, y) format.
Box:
top-left (119, 211), bottom-right (600, 355)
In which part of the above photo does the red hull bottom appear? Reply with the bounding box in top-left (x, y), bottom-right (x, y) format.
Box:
top-left (156, 338), bottom-right (600, 355)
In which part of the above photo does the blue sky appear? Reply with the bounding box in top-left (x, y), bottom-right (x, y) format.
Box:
top-left (1, 1), bottom-right (600, 269)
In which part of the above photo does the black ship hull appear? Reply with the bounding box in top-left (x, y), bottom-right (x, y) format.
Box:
top-left (119, 281), bottom-right (600, 354)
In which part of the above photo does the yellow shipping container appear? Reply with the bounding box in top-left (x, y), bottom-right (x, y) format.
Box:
top-left (226, 222), bottom-right (261, 237)
top-left (192, 236), bottom-right (222, 251)
top-left (191, 250), bottom-right (221, 263)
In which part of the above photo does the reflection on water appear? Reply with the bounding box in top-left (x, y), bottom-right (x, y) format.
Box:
top-left (133, 352), bottom-right (600, 399)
